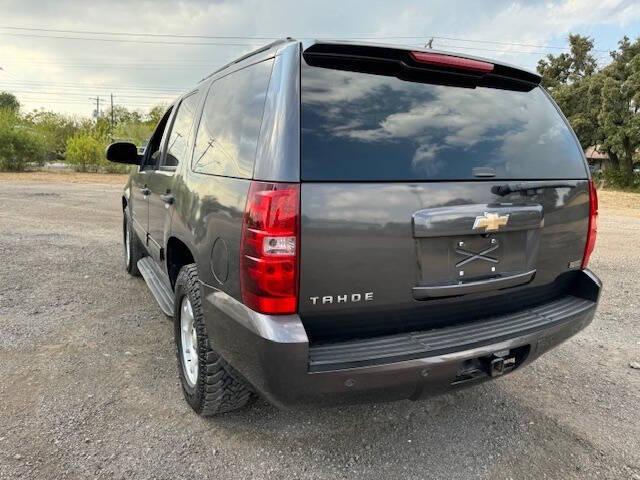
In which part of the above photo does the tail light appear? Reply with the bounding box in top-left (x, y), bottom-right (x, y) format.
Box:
top-left (581, 179), bottom-right (598, 269)
top-left (409, 52), bottom-right (494, 73)
top-left (240, 181), bottom-right (300, 314)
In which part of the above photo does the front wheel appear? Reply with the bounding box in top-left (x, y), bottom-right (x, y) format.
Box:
top-left (174, 264), bottom-right (254, 416)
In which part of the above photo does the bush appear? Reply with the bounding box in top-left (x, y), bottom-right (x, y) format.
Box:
top-left (0, 109), bottom-right (46, 171)
top-left (102, 160), bottom-right (131, 174)
top-left (23, 110), bottom-right (83, 162)
top-left (65, 134), bottom-right (107, 172)
top-left (113, 121), bottom-right (153, 147)
top-left (593, 169), bottom-right (640, 191)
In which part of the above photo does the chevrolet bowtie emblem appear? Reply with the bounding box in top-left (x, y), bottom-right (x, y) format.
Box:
top-left (473, 212), bottom-right (509, 232)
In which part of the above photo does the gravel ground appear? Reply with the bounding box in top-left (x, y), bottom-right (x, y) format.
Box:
top-left (0, 176), bottom-right (639, 480)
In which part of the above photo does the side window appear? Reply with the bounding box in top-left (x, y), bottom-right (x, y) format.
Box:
top-left (192, 58), bottom-right (273, 178)
top-left (161, 92), bottom-right (200, 171)
top-left (142, 107), bottom-right (172, 171)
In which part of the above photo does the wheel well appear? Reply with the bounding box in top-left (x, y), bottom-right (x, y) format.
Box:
top-left (166, 237), bottom-right (195, 289)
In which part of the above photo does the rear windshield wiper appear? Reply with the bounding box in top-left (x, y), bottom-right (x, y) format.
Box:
top-left (492, 181), bottom-right (576, 196)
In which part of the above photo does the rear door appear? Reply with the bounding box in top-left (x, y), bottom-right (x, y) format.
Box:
top-left (298, 46), bottom-right (591, 343)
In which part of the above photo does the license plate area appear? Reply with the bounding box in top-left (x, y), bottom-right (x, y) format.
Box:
top-left (451, 232), bottom-right (528, 281)
top-left (413, 203), bottom-right (543, 292)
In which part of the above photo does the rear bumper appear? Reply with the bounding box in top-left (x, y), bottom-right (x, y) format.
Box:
top-left (201, 270), bottom-right (601, 408)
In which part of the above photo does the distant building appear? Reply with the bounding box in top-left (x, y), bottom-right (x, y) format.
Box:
top-left (584, 146), bottom-right (608, 172)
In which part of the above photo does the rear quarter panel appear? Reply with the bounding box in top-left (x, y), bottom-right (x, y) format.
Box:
top-left (171, 168), bottom-right (250, 300)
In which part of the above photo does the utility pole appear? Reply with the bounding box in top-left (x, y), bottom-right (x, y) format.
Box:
top-left (110, 93), bottom-right (114, 140)
top-left (89, 96), bottom-right (101, 119)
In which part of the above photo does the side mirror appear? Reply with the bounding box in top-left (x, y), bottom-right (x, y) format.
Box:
top-left (105, 142), bottom-right (142, 165)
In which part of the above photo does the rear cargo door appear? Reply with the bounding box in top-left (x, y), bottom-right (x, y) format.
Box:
top-left (298, 46), bottom-right (591, 343)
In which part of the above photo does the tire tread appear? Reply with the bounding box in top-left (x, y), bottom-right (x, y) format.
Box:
top-left (174, 264), bottom-right (254, 416)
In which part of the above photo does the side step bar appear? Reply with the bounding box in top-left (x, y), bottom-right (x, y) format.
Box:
top-left (137, 257), bottom-right (174, 316)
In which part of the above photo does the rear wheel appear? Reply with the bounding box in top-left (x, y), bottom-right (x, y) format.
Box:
top-left (174, 264), bottom-right (254, 416)
top-left (123, 212), bottom-right (142, 277)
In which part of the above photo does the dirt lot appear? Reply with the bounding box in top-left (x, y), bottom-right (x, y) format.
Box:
top-left (1, 172), bottom-right (639, 480)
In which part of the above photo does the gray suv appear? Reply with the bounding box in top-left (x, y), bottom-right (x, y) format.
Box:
top-left (107, 39), bottom-right (601, 416)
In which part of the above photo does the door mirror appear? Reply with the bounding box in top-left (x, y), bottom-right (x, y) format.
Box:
top-left (105, 142), bottom-right (142, 165)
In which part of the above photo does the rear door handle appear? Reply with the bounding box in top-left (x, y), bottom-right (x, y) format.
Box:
top-left (140, 187), bottom-right (151, 196)
top-left (160, 193), bottom-right (175, 205)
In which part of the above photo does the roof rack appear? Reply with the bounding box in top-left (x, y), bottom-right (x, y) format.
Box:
top-left (199, 38), bottom-right (295, 83)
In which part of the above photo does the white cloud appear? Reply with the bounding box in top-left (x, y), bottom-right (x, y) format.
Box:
top-left (0, 0), bottom-right (638, 115)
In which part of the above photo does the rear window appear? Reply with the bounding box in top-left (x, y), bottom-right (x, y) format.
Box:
top-left (301, 61), bottom-right (587, 181)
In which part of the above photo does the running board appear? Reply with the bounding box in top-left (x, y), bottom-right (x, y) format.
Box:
top-left (137, 257), bottom-right (174, 317)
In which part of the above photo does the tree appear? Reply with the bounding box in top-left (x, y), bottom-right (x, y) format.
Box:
top-left (65, 133), bottom-right (106, 172)
top-left (23, 110), bottom-right (82, 160)
top-left (537, 34), bottom-right (598, 89)
top-left (596, 39), bottom-right (640, 183)
top-left (147, 105), bottom-right (167, 126)
top-left (0, 91), bottom-right (20, 112)
top-left (104, 105), bottom-right (143, 126)
top-left (538, 35), bottom-right (603, 153)
top-left (0, 108), bottom-right (46, 171)
top-left (539, 34), bottom-right (640, 186)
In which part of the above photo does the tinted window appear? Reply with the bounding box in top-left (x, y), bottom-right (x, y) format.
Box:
top-left (142, 107), bottom-right (172, 170)
top-left (301, 62), bottom-right (587, 181)
top-left (193, 59), bottom-right (273, 178)
top-left (162, 92), bottom-right (199, 170)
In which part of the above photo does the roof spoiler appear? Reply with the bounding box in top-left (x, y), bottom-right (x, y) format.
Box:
top-left (302, 42), bottom-right (541, 92)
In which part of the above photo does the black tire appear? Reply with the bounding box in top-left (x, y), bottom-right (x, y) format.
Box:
top-left (174, 264), bottom-right (254, 416)
top-left (123, 211), bottom-right (143, 277)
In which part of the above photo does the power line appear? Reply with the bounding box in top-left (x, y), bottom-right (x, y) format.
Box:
top-left (2, 63), bottom-right (213, 70)
top-left (0, 31), bottom-right (262, 46)
top-left (19, 98), bottom-right (160, 106)
top-left (8, 90), bottom-right (176, 99)
top-left (0, 25), bottom-right (280, 40)
top-left (0, 56), bottom-right (228, 64)
top-left (3, 60), bottom-right (218, 67)
top-left (428, 35), bottom-right (612, 54)
top-left (0, 25), bottom-right (616, 53)
top-left (16, 96), bottom-right (160, 103)
top-left (432, 42), bottom-right (612, 58)
top-left (0, 80), bottom-right (185, 92)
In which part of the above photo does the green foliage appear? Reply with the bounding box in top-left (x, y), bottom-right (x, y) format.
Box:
top-left (0, 100), bottom-right (165, 173)
top-left (0, 108), bottom-right (46, 171)
top-left (113, 121), bottom-right (154, 146)
top-left (593, 168), bottom-right (640, 191)
top-left (22, 110), bottom-right (84, 161)
top-left (64, 130), bottom-right (131, 174)
top-left (537, 34), bottom-right (598, 89)
top-left (539, 34), bottom-right (640, 188)
top-left (105, 105), bottom-right (143, 125)
top-left (0, 92), bottom-right (20, 112)
top-left (147, 105), bottom-right (167, 127)
top-left (65, 133), bottom-right (108, 172)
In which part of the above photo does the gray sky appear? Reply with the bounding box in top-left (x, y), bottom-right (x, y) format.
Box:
top-left (0, 0), bottom-right (638, 117)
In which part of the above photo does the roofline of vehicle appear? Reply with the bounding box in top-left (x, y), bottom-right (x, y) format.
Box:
top-left (194, 36), bottom-right (541, 94)
top-left (300, 38), bottom-right (541, 82)
top-left (198, 38), bottom-right (298, 84)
